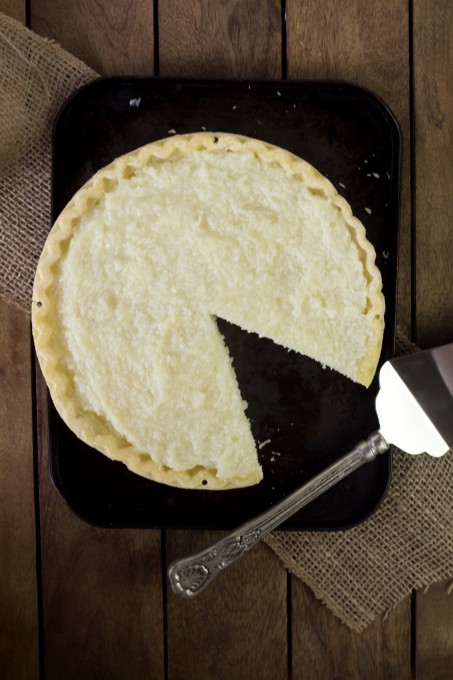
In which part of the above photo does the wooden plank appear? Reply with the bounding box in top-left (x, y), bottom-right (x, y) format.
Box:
top-left (30, 0), bottom-right (153, 75)
top-left (287, 0), bottom-right (412, 338)
top-left (29, 4), bottom-right (164, 678)
top-left (36, 369), bottom-right (165, 680)
top-left (166, 532), bottom-right (287, 680)
top-left (416, 582), bottom-right (453, 680)
top-left (159, 0), bottom-right (281, 78)
top-left (413, 0), bottom-right (453, 347)
top-left (286, 2), bottom-right (412, 677)
top-left (160, 2), bottom-right (287, 678)
top-left (413, 2), bottom-right (453, 677)
top-left (0, 0), bottom-right (25, 22)
top-left (291, 582), bottom-right (411, 680)
top-left (0, 300), bottom-right (39, 680)
top-left (1, 7), bottom-right (39, 680)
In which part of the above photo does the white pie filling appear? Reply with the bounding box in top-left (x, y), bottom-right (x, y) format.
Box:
top-left (56, 149), bottom-right (378, 482)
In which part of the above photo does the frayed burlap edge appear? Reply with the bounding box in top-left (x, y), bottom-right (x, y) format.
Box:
top-left (265, 515), bottom-right (453, 633)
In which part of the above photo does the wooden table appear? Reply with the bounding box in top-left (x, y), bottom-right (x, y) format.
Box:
top-left (1, 1), bottom-right (453, 678)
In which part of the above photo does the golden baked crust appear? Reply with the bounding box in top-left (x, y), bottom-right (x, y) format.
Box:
top-left (32, 132), bottom-right (385, 489)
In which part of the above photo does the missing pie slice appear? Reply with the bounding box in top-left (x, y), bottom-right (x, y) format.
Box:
top-left (32, 132), bottom-right (385, 489)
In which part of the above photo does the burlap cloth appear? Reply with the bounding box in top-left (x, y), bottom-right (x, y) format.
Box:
top-left (1, 13), bottom-right (452, 632)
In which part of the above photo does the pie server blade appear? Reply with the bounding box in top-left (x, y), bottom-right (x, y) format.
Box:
top-left (168, 343), bottom-right (453, 598)
top-left (377, 343), bottom-right (453, 456)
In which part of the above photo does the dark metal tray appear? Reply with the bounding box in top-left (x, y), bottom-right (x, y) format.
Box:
top-left (48, 77), bottom-right (400, 530)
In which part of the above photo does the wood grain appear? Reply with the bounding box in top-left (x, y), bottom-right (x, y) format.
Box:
top-left (166, 532), bottom-right (287, 680)
top-left (413, 2), bottom-right (453, 678)
top-left (159, 0), bottom-right (281, 78)
top-left (30, 0), bottom-right (154, 75)
top-left (0, 0), bottom-right (25, 22)
top-left (0, 300), bottom-right (39, 680)
top-left (286, 0), bottom-right (412, 337)
top-left (416, 581), bottom-right (453, 680)
top-left (291, 581), bottom-right (411, 680)
top-left (36, 370), bottom-right (164, 680)
top-left (0, 7), bottom-right (39, 680)
top-left (413, 0), bottom-right (453, 348)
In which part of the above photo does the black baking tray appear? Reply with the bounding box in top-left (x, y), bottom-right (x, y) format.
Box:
top-left (47, 77), bottom-right (401, 530)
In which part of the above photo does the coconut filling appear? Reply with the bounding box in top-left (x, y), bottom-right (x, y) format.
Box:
top-left (57, 149), bottom-right (373, 481)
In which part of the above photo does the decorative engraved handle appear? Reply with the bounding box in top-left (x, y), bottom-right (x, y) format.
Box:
top-left (168, 431), bottom-right (389, 597)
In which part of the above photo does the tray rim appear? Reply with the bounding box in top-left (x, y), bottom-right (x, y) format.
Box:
top-left (46, 75), bottom-right (402, 531)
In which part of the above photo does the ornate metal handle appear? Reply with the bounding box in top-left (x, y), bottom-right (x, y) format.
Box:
top-left (168, 431), bottom-right (389, 597)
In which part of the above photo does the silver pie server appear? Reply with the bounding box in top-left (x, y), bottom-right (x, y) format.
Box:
top-left (168, 342), bottom-right (453, 598)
